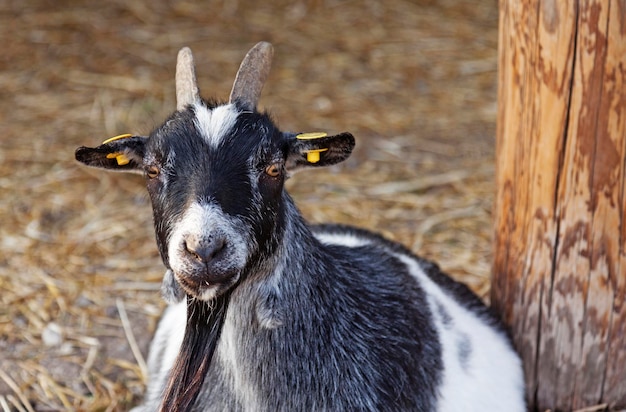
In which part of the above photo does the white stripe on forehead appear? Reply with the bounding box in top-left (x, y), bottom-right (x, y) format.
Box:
top-left (193, 102), bottom-right (239, 147)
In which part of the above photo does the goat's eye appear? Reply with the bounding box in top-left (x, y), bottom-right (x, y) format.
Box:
top-left (146, 165), bottom-right (160, 179)
top-left (265, 163), bottom-right (282, 177)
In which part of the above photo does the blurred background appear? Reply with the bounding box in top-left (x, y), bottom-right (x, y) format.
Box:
top-left (0, 0), bottom-right (499, 410)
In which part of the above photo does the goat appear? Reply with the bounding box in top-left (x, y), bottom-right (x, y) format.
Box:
top-left (75, 42), bottom-right (525, 411)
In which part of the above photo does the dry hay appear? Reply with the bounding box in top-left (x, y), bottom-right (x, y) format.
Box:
top-left (1, 0), bottom-right (503, 410)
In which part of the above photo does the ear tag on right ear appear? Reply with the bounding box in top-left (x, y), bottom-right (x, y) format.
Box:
top-left (106, 152), bottom-right (131, 166)
top-left (101, 134), bottom-right (133, 165)
top-left (102, 133), bottom-right (133, 144)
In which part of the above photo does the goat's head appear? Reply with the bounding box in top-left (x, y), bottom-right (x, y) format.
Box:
top-left (75, 42), bottom-right (355, 302)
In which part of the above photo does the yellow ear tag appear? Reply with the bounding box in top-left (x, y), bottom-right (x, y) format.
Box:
top-left (106, 152), bottom-right (131, 166)
top-left (297, 133), bottom-right (329, 163)
top-left (102, 133), bottom-right (133, 144)
top-left (102, 134), bottom-right (133, 166)
top-left (296, 132), bottom-right (328, 140)
top-left (303, 148), bottom-right (329, 163)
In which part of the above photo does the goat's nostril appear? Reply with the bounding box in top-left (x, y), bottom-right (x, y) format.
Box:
top-left (184, 238), bottom-right (226, 263)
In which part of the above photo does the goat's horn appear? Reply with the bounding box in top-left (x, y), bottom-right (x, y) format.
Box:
top-left (176, 47), bottom-right (200, 111)
top-left (229, 42), bottom-right (274, 111)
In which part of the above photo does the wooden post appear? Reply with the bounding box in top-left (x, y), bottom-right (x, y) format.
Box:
top-left (492, 0), bottom-right (626, 410)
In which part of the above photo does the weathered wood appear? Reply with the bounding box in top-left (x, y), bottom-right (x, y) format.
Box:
top-left (492, 0), bottom-right (626, 410)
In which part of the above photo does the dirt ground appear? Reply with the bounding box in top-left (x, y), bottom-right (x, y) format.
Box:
top-left (0, 0), bottom-right (500, 410)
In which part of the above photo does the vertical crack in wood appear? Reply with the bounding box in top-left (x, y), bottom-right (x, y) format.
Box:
top-left (549, 0), bottom-right (579, 317)
top-left (577, 18), bottom-right (596, 411)
top-left (537, 1), bottom-right (580, 408)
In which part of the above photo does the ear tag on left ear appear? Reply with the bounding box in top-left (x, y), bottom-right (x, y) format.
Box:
top-left (296, 132), bottom-right (327, 140)
top-left (102, 133), bottom-right (133, 144)
top-left (296, 132), bottom-right (329, 163)
top-left (106, 152), bottom-right (131, 166)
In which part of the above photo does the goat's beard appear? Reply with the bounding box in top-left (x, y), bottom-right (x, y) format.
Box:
top-left (159, 293), bottom-right (231, 412)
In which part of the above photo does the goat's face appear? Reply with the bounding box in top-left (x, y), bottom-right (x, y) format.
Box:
top-left (144, 102), bottom-right (286, 300)
top-left (76, 77), bottom-right (354, 301)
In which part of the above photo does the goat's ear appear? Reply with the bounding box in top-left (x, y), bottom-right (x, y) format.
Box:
top-left (285, 132), bottom-right (355, 173)
top-left (75, 134), bottom-right (147, 173)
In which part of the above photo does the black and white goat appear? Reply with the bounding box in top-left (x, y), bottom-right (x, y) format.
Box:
top-left (75, 42), bottom-right (525, 411)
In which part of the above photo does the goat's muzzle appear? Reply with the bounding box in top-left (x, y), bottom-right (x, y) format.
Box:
top-left (172, 234), bottom-right (241, 300)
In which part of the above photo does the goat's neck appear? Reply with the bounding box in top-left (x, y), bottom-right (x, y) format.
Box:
top-left (232, 195), bottom-right (325, 326)
top-left (272, 196), bottom-right (323, 275)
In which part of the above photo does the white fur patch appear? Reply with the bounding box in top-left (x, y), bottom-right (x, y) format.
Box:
top-left (218, 310), bottom-right (262, 410)
top-left (313, 232), bottom-right (372, 248)
top-left (393, 253), bottom-right (526, 412)
top-left (135, 301), bottom-right (186, 410)
top-left (193, 102), bottom-right (239, 147)
top-left (199, 287), bottom-right (219, 301)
